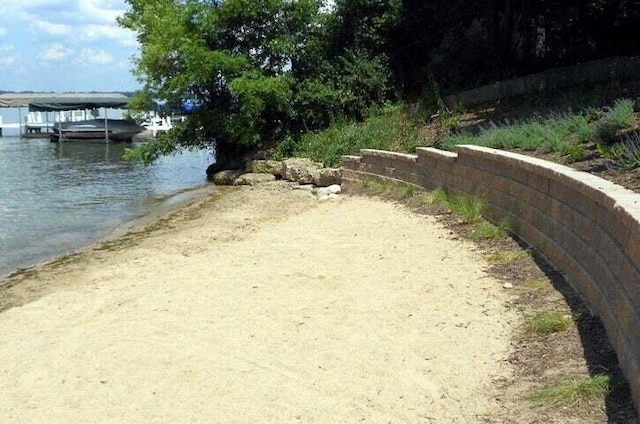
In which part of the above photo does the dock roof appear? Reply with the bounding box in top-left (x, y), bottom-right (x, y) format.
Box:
top-left (0, 93), bottom-right (130, 109)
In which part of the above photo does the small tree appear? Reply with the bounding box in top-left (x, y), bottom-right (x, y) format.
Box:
top-left (119, 0), bottom-right (321, 171)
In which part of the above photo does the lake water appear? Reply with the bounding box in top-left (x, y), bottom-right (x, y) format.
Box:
top-left (0, 136), bottom-right (215, 277)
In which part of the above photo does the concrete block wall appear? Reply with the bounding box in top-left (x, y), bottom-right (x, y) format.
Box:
top-left (443, 56), bottom-right (640, 109)
top-left (342, 145), bottom-right (640, 410)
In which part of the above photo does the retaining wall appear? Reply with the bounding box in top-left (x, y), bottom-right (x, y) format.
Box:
top-left (342, 146), bottom-right (640, 411)
top-left (443, 56), bottom-right (640, 109)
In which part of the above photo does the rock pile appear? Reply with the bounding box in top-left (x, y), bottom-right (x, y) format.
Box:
top-left (212, 158), bottom-right (343, 200)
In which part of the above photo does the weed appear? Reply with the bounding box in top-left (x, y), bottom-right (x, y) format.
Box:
top-left (597, 130), bottom-right (640, 170)
top-left (398, 184), bottom-right (416, 200)
top-left (522, 278), bottom-right (550, 292)
top-left (408, 192), bottom-right (435, 208)
top-left (431, 187), bottom-right (449, 206)
top-left (597, 98), bottom-right (635, 143)
top-left (470, 219), bottom-right (512, 240)
top-left (294, 104), bottom-right (423, 167)
top-left (528, 375), bottom-right (611, 407)
top-left (486, 249), bottom-right (529, 264)
top-left (448, 195), bottom-right (485, 222)
top-left (361, 179), bottom-right (391, 196)
top-left (522, 310), bottom-right (574, 335)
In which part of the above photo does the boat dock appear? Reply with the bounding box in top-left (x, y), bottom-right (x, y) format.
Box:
top-left (0, 93), bottom-right (178, 139)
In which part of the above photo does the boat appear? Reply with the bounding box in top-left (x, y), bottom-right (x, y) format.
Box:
top-left (51, 119), bottom-right (145, 142)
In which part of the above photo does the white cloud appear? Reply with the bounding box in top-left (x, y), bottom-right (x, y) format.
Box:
top-left (31, 20), bottom-right (72, 36)
top-left (0, 27), bottom-right (6, 38)
top-left (81, 48), bottom-right (114, 65)
top-left (81, 24), bottom-right (137, 48)
top-left (77, 0), bottom-right (126, 24)
top-left (40, 43), bottom-right (71, 62)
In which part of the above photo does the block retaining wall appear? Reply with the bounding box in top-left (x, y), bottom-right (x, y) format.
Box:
top-left (342, 145), bottom-right (640, 411)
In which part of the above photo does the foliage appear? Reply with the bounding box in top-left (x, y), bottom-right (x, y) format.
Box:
top-left (596, 99), bottom-right (636, 143)
top-left (597, 130), bottom-right (640, 170)
top-left (522, 311), bottom-right (574, 335)
top-left (120, 0), bottom-right (640, 167)
top-left (528, 375), bottom-right (611, 407)
top-left (292, 104), bottom-right (423, 166)
top-left (119, 0), bottom-right (321, 166)
top-left (486, 249), bottom-right (530, 265)
top-left (441, 100), bottom-right (636, 163)
top-left (470, 219), bottom-right (512, 241)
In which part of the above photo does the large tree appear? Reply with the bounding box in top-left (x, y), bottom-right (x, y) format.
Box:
top-left (119, 0), bottom-right (321, 171)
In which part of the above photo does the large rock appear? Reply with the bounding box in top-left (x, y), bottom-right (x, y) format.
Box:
top-left (282, 158), bottom-right (323, 184)
top-left (213, 170), bottom-right (244, 185)
top-left (234, 173), bottom-right (276, 186)
top-left (245, 160), bottom-right (284, 178)
top-left (312, 168), bottom-right (341, 187)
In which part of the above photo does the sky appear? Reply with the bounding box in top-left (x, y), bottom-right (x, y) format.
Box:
top-left (0, 0), bottom-right (140, 93)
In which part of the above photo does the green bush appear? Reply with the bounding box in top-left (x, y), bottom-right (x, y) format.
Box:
top-left (597, 99), bottom-right (635, 143)
top-left (293, 104), bottom-right (422, 166)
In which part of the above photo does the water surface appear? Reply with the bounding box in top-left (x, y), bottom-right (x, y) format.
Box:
top-left (0, 136), bottom-right (214, 277)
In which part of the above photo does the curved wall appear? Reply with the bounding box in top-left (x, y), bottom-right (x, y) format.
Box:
top-left (342, 145), bottom-right (640, 410)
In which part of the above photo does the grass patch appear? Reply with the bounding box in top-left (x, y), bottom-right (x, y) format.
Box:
top-left (522, 277), bottom-right (551, 292)
top-left (293, 104), bottom-right (424, 167)
top-left (426, 187), bottom-right (486, 222)
top-left (469, 219), bottom-right (512, 240)
top-left (528, 374), bottom-right (611, 407)
top-left (486, 249), bottom-right (529, 264)
top-left (440, 99), bottom-right (636, 162)
top-left (522, 310), bottom-right (574, 335)
top-left (597, 130), bottom-right (640, 170)
top-left (597, 99), bottom-right (635, 143)
top-left (447, 195), bottom-right (485, 222)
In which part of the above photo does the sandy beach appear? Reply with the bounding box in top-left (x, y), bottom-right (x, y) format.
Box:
top-left (0, 181), bottom-right (517, 423)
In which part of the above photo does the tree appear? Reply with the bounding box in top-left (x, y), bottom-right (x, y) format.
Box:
top-left (119, 0), bottom-right (321, 171)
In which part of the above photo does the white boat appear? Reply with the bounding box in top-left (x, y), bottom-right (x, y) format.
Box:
top-left (51, 119), bottom-right (145, 142)
top-left (141, 113), bottom-right (173, 137)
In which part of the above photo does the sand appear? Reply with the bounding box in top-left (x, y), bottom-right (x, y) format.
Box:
top-left (0, 182), bottom-right (517, 423)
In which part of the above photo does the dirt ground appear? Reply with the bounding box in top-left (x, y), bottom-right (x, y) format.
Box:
top-left (1, 182), bottom-right (521, 423)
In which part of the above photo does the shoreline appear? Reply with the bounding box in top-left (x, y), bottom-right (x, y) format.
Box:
top-left (0, 181), bottom-right (518, 422)
top-left (0, 183), bottom-right (219, 282)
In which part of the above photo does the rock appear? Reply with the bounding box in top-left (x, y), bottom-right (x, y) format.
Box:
top-left (312, 168), bottom-right (341, 187)
top-left (245, 160), bottom-right (284, 178)
top-left (315, 187), bottom-right (330, 197)
top-left (213, 170), bottom-right (244, 185)
top-left (234, 173), bottom-right (276, 186)
top-left (317, 193), bottom-right (341, 202)
top-left (326, 184), bottom-right (341, 194)
top-left (315, 186), bottom-right (341, 201)
top-left (502, 282), bottom-right (514, 289)
top-left (282, 158), bottom-right (323, 184)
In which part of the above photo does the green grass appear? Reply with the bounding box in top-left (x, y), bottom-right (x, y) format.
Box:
top-left (528, 375), bottom-right (611, 407)
top-left (447, 195), bottom-right (485, 222)
top-left (597, 99), bottom-right (635, 142)
top-left (469, 219), bottom-right (512, 240)
top-left (293, 103), bottom-right (424, 167)
top-left (440, 99), bottom-right (636, 163)
top-left (522, 277), bottom-right (551, 292)
top-left (425, 187), bottom-right (486, 222)
top-left (597, 131), bottom-right (640, 169)
top-left (522, 310), bottom-right (574, 335)
top-left (486, 249), bottom-right (530, 264)
top-left (281, 97), bottom-right (638, 169)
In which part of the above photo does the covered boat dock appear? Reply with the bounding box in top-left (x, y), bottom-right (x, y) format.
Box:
top-left (0, 93), bottom-right (131, 140)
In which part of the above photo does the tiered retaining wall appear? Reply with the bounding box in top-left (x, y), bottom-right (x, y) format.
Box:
top-left (342, 146), bottom-right (640, 410)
